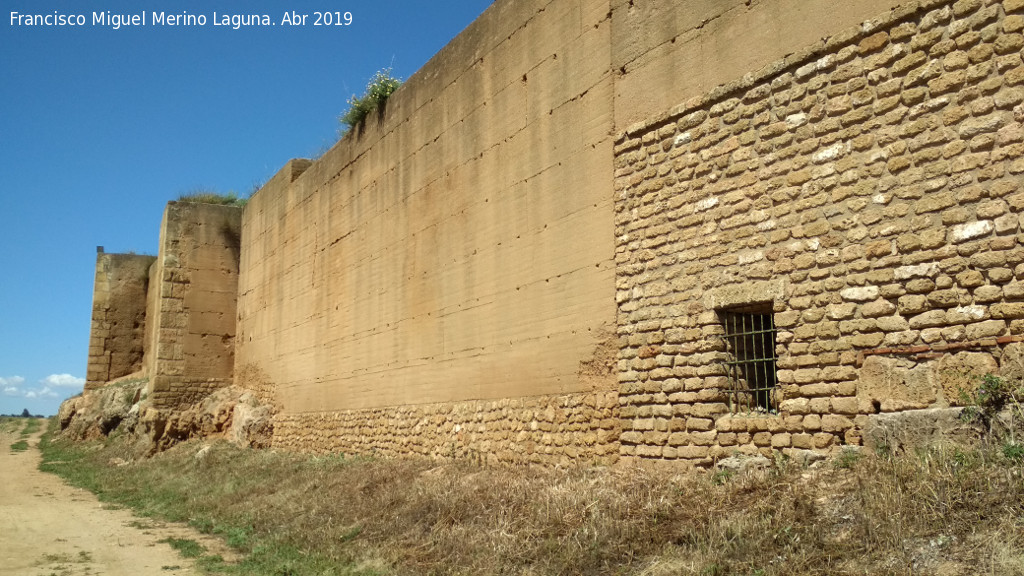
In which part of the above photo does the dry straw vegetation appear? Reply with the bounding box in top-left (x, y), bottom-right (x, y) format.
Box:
top-left (38, 418), bottom-right (1024, 576)
top-left (177, 189), bottom-right (249, 207)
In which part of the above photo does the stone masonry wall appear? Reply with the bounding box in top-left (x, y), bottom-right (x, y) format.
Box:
top-left (614, 0), bottom-right (1024, 465)
top-left (271, 391), bottom-right (620, 465)
top-left (85, 251), bottom-right (155, 390)
top-left (146, 202), bottom-right (243, 409)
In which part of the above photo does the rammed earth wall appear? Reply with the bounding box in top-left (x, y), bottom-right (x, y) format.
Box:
top-left (614, 0), bottom-right (1024, 464)
top-left (235, 0), bottom-right (623, 461)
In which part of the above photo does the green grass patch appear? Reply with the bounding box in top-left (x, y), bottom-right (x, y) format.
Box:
top-left (0, 416), bottom-right (45, 438)
top-left (162, 538), bottom-right (205, 559)
top-left (10, 439), bottom-right (29, 452)
top-left (21, 417), bottom-right (43, 436)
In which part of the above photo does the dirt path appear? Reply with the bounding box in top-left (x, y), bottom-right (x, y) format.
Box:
top-left (0, 422), bottom-right (224, 576)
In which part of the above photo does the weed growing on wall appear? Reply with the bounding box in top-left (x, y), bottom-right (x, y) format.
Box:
top-left (339, 68), bottom-right (402, 135)
top-left (960, 375), bottom-right (1023, 430)
top-left (960, 374), bottom-right (1024, 461)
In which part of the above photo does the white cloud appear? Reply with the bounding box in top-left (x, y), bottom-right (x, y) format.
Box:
top-left (0, 374), bottom-right (80, 400)
top-left (23, 388), bottom-right (57, 399)
top-left (41, 374), bottom-right (85, 388)
top-left (0, 376), bottom-right (25, 388)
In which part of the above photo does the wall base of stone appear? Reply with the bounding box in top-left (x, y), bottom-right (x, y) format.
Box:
top-left (271, 391), bottom-right (620, 466)
top-left (862, 407), bottom-right (983, 455)
top-left (150, 375), bottom-right (233, 410)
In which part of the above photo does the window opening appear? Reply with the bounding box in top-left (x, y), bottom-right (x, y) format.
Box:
top-left (718, 305), bottom-right (778, 413)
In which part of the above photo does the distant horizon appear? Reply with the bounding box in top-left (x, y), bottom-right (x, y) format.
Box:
top-left (0, 0), bottom-right (494, 416)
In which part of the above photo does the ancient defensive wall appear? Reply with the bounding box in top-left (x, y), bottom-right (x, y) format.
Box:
top-left (88, 203), bottom-right (242, 408)
top-left (86, 250), bottom-right (155, 390)
top-left (86, 0), bottom-right (1024, 466)
top-left (143, 202), bottom-right (242, 409)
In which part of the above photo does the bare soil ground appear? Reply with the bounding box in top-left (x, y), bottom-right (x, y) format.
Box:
top-left (0, 422), bottom-right (227, 576)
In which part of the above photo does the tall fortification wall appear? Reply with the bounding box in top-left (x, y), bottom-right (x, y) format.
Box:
top-left (235, 0), bottom-right (909, 463)
top-left (86, 251), bottom-right (155, 390)
top-left (83, 0), bottom-right (1024, 466)
top-left (237, 0), bottom-right (619, 463)
top-left (145, 202), bottom-right (242, 409)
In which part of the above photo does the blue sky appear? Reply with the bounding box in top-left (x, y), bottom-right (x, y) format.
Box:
top-left (0, 0), bottom-right (493, 415)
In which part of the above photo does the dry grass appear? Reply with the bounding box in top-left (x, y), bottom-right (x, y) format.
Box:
top-left (176, 190), bottom-right (247, 207)
top-left (39, 424), bottom-right (1024, 575)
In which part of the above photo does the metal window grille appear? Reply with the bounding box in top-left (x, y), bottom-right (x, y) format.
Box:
top-left (719, 307), bottom-right (778, 413)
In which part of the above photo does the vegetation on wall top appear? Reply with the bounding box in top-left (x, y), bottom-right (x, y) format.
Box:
top-left (338, 68), bottom-right (402, 136)
top-left (176, 190), bottom-right (248, 207)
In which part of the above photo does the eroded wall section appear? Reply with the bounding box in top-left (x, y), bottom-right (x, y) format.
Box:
top-left (146, 202), bottom-right (242, 408)
top-left (615, 0), bottom-right (1024, 464)
top-left (86, 251), bottom-right (155, 390)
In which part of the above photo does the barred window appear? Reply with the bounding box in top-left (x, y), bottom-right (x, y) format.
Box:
top-left (718, 305), bottom-right (778, 413)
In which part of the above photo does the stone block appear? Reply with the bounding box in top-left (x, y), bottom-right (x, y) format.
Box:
top-left (934, 351), bottom-right (998, 405)
top-left (821, 414), bottom-right (854, 433)
top-left (863, 408), bottom-right (984, 454)
top-left (813, 433), bottom-right (836, 449)
top-left (992, 303), bottom-right (1024, 319)
top-left (1000, 343), bottom-right (1024, 383)
top-left (831, 396), bottom-right (860, 415)
top-left (964, 319), bottom-right (1006, 339)
top-left (898, 295), bottom-right (930, 314)
top-left (771, 433), bottom-right (792, 448)
top-left (858, 355), bottom-right (938, 408)
top-left (675, 446), bottom-right (710, 459)
top-left (909, 310), bottom-right (948, 329)
top-left (780, 398), bottom-right (809, 414)
top-left (802, 414), bottom-right (822, 431)
top-left (809, 397), bottom-right (832, 413)
top-left (949, 220), bottom-right (994, 243)
top-left (862, 299), bottom-right (897, 317)
top-left (841, 286), bottom-right (879, 302)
